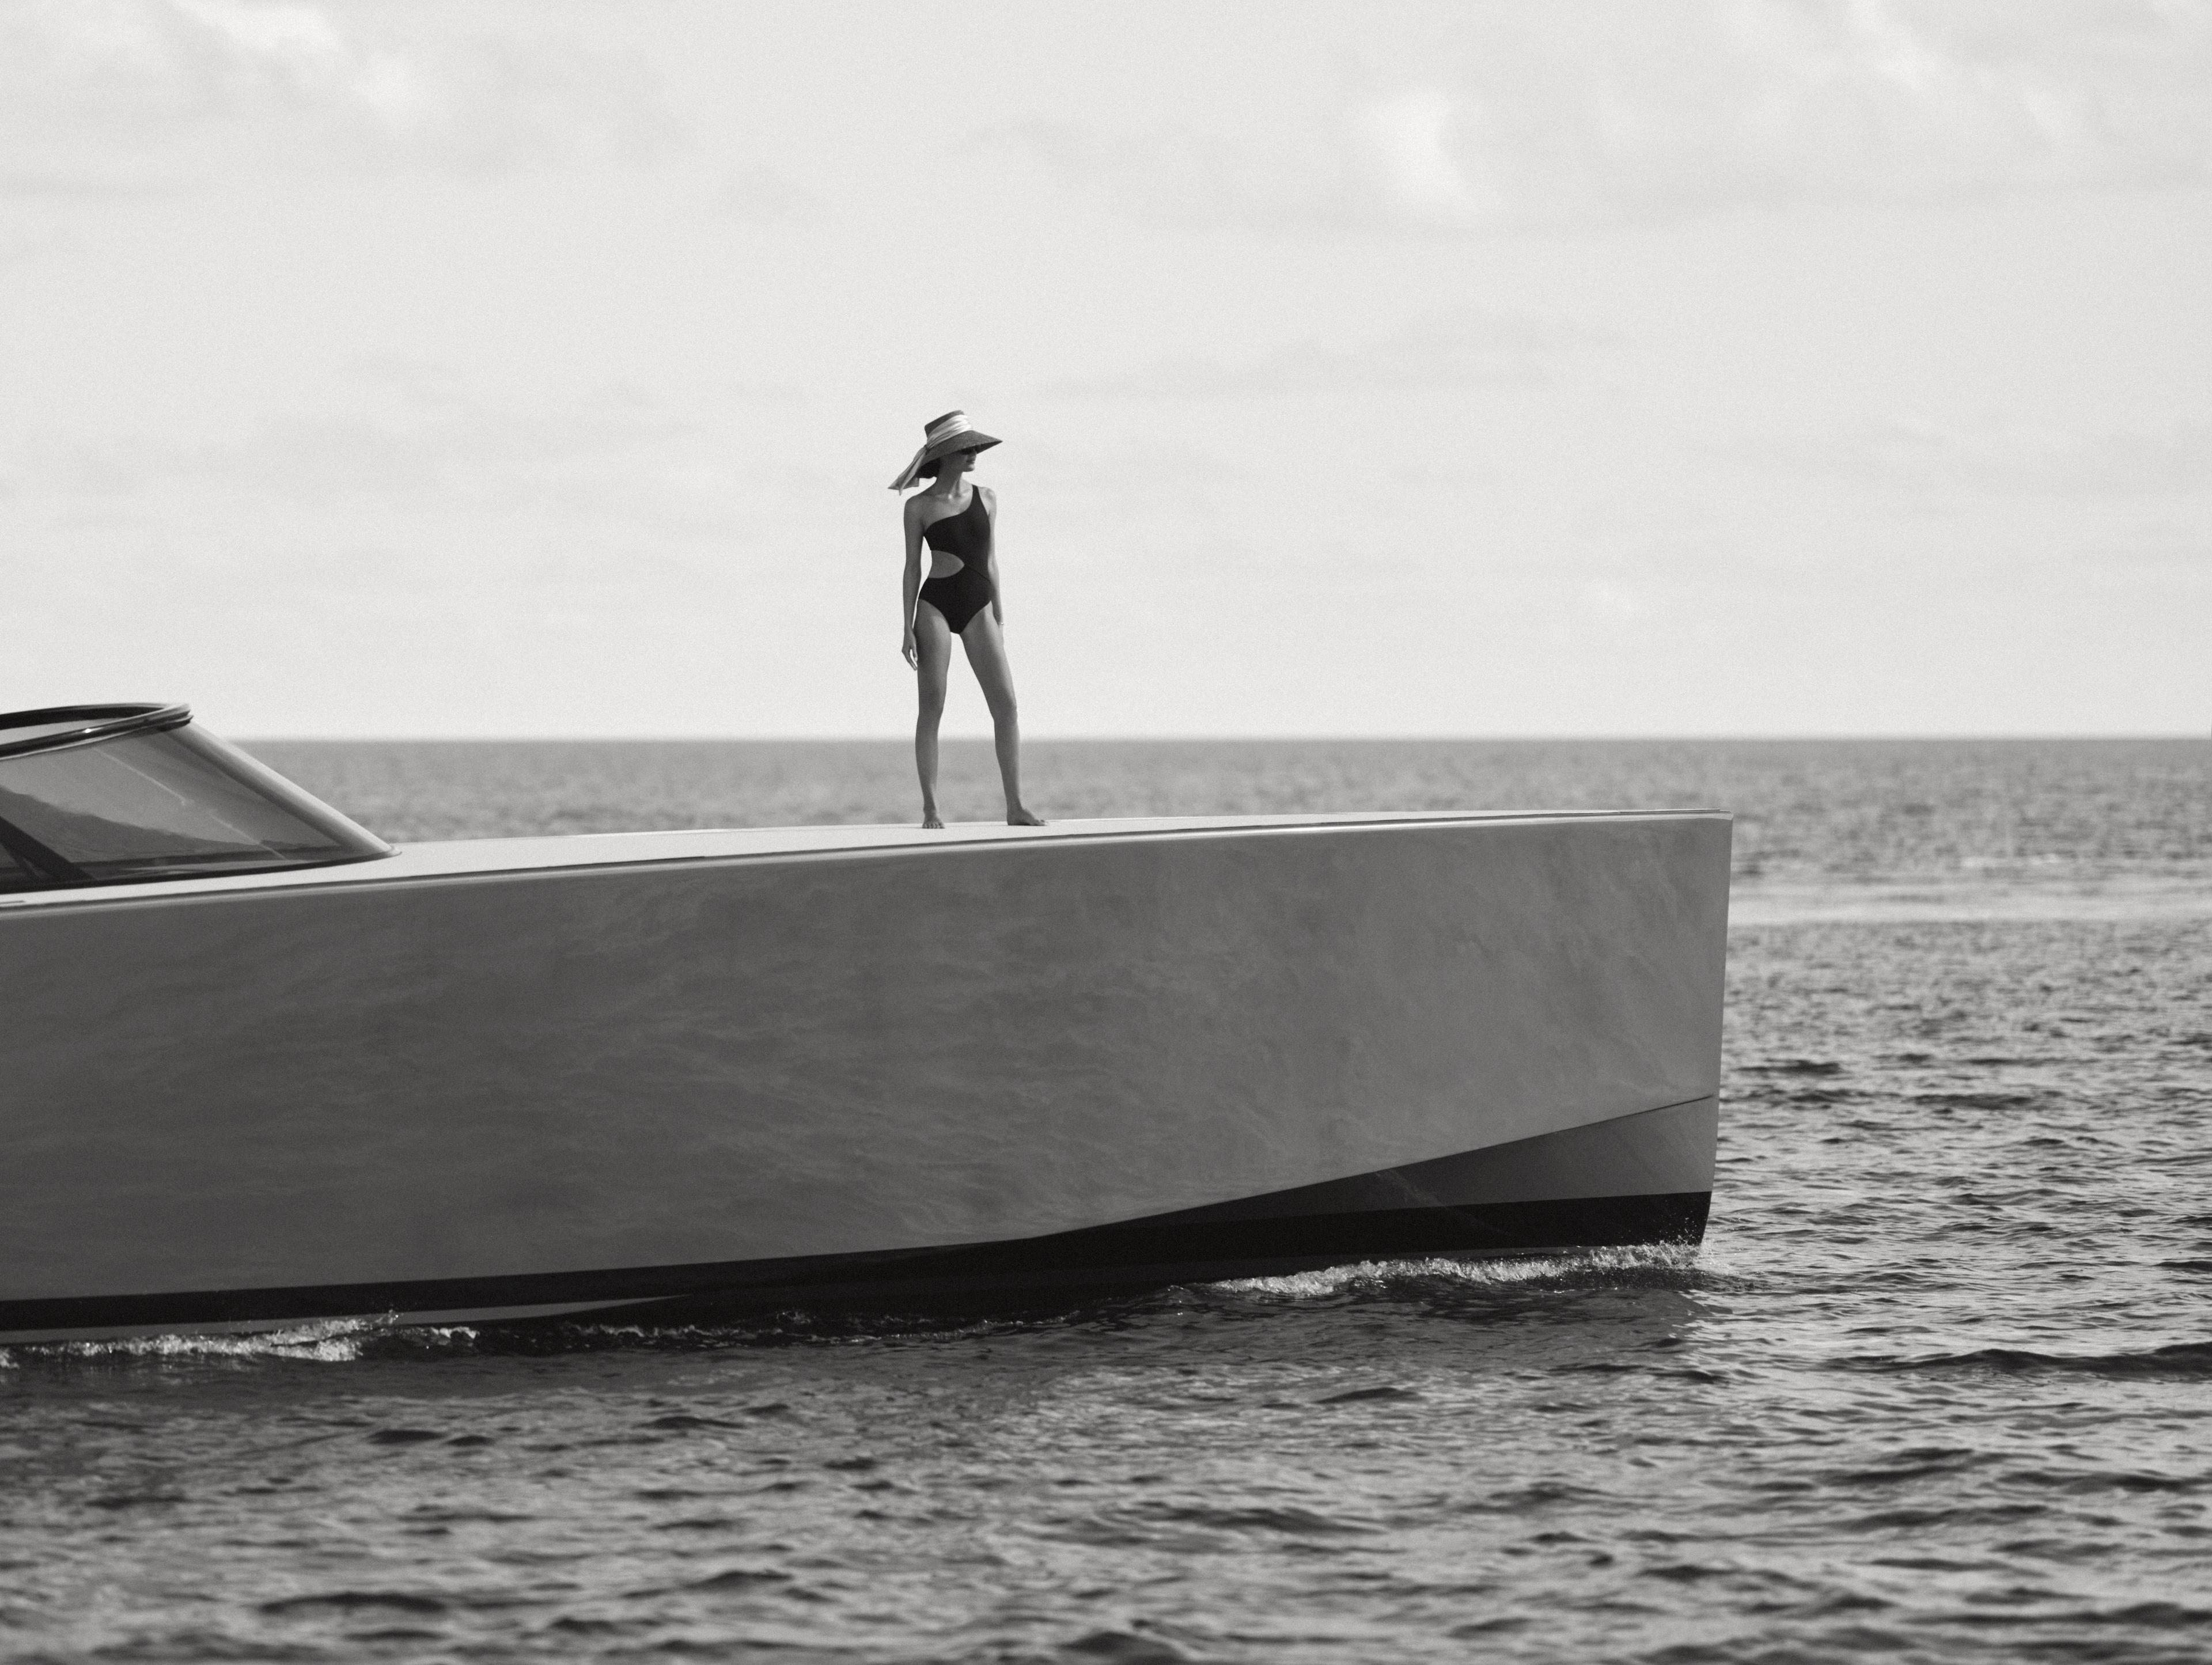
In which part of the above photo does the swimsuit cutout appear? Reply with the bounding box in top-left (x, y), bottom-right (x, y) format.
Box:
top-left (916, 487), bottom-right (994, 634)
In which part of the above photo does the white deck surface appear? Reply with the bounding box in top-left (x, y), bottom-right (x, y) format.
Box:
top-left (0, 809), bottom-right (1725, 912)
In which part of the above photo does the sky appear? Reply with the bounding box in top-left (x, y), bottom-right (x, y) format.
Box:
top-left (2, 0), bottom-right (2207, 737)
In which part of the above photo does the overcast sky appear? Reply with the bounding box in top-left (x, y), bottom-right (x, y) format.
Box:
top-left (3, 0), bottom-right (2206, 737)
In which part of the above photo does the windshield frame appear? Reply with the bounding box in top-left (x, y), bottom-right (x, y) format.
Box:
top-left (0, 702), bottom-right (195, 761)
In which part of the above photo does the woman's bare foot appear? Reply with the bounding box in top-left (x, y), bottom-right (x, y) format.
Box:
top-left (1007, 806), bottom-right (1046, 826)
top-left (922, 810), bottom-right (945, 829)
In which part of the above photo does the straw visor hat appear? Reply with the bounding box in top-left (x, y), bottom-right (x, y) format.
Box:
top-left (889, 410), bottom-right (1001, 491)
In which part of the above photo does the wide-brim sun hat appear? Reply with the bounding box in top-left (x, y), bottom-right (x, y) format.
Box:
top-left (889, 409), bottom-right (1001, 491)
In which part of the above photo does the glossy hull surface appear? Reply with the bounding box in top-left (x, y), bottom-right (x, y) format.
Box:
top-left (0, 813), bottom-right (1729, 1339)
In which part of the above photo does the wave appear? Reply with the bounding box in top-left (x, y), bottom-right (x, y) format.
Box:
top-left (1848, 1339), bottom-right (2212, 1378)
top-left (1730, 874), bottom-right (2212, 927)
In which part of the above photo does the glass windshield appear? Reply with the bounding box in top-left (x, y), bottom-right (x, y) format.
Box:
top-left (0, 724), bottom-right (388, 891)
top-left (0, 835), bottom-right (37, 889)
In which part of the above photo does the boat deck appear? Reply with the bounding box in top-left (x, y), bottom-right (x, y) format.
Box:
top-left (0, 809), bottom-right (1727, 911)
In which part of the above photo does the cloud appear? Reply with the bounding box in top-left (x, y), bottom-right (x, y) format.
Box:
top-left (1355, 89), bottom-right (1493, 223)
top-left (991, 1), bottom-right (2212, 234)
top-left (1039, 312), bottom-right (1610, 400)
top-left (1751, 415), bottom-right (2212, 499)
top-left (980, 116), bottom-right (1338, 233)
top-left (717, 165), bottom-right (819, 225)
top-left (1, 369), bottom-right (806, 547)
top-left (1433, 0), bottom-right (2212, 223)
top-left (175, 0), bottom-right (426, 127)
top-left (0, 0), bottom-right (679, 195)
top-left (0, 169), bottom-right (178, 206)
top-left (1579, 579), bottom-right (1645, 623)
top-left (2101, 524), bottom-right (2212, 570)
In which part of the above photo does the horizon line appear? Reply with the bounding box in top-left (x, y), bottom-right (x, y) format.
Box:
top-left (236, 731), bottom-right (2212, 745)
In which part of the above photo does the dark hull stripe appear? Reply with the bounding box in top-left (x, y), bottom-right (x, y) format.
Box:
top-left (0, 1190), bottom-right (1708, 1339)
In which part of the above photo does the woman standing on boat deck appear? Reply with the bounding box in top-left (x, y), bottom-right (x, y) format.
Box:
top-left (893, 410), bottom-right (1045, 830)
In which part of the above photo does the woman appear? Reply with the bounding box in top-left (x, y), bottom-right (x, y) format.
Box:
top-left (892, 410), bottom-right (1045, 829)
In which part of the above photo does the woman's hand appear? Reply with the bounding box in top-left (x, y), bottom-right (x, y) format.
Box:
top-left (901, 628), bottom-right (918, 668)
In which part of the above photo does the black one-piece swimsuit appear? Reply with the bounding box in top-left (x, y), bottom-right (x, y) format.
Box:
top-left (917, 488), bottom-right (993, 634)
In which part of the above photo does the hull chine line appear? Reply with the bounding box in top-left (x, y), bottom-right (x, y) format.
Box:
top-left (0, 1107), bottom-right (1714, 1341)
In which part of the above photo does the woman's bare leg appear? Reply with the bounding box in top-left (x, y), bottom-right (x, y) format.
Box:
top-left (912, 603), bottom-right (952, 828)
top-left (960, 610), bottom-right (1044, 825)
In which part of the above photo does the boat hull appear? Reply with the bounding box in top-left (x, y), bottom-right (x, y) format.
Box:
top-left (0, 1097), bottom-right (1714, 1339)
top-left (0, 813), bottom-right (1729, 1341)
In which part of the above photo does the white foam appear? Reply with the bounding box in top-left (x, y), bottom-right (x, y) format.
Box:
top-left (17, 1317), bottom-right (395, 1363)
top-left (1209, 1243), bottom-right (1700, 1299)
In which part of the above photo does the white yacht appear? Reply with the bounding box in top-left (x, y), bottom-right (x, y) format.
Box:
top-left (0, 703), bottom-right (1730, 1342)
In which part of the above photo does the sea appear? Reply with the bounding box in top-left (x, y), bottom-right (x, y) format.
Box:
top-left (3, 738), bottom-right (2208, 1665)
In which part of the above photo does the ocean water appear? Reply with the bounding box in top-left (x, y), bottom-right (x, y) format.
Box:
top-left (4, 739), bottom-right (2209, 1664)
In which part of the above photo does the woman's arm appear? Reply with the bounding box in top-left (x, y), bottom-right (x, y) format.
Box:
top-left (982, 486), bottom-right (1002, 624)
top-left (900, 498), bottom-right (925, 666)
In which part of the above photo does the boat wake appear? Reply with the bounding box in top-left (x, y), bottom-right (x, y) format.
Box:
top-left (0, 1247), bottom-right (1712, 1365)
top-left (0, 1317), bottom-right (494, 1366)
top-left (1206, 1242), bottom-right (1707, 1300)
